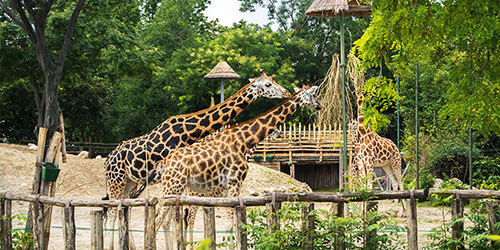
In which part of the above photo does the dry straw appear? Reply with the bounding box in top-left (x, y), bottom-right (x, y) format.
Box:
top-left (316, 53), bottom-right (364, 128)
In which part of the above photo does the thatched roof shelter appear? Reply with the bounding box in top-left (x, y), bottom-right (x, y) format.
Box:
top-left (305, 0), bottom-right (371, 17)
top-left (204, 61), bottom-right (241, 80)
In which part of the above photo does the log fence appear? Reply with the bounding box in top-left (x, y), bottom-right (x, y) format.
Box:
top-left (1, 189), bottom-right (499, 250)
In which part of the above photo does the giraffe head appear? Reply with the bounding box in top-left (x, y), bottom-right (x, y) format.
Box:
top-left (293, 85), bottom-right (322, 110)
top-left (248, 70), bottom-right (291, 99)
top-left (348, 120), bottom-right (358, 131)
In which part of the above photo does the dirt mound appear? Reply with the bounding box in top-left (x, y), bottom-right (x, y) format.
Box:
top-left (0, 143), bottom-right (310, 199)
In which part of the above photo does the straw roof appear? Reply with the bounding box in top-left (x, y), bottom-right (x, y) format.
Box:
top-left (306, 0), bottom-right (371, 17)
top-left (204, 61), bottom-right (241, 80)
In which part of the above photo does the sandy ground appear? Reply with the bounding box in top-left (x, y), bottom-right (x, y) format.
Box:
top-left (0, 143), bottom-right (464, 249)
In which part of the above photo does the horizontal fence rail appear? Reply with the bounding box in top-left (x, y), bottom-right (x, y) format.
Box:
top-left (2, 189), bottom-right (499, 250)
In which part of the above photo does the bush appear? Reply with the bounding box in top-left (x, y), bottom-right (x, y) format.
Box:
top-left (243, 200), bottom-right (404, 249)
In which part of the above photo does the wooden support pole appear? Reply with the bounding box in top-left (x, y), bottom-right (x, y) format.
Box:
top-left (266, 200), bottom-right (281, 233)
top-left (41, 131), bottom-right (63, 250)
top-left (406, 191), bottom-right (418, 250)
top-left (235, 205), bottom-right (247, 250)
top-left (451, 196), bottom-right (464, 249)
top-left (59, 112), bottom-right (67, 163)
top-left (118, 205), bottom-right (130, 250)
top-left (301, 203), bottom-right (314, 250)
top-left (173, 204), bottom-right (184, 250)
top-left (144, 205), bottom-right (156, 250)
top-left (486, 200), bottom-right (500, 235)
top-left (91, 210), bottom-right (104, 250)
top-left (1, 196), bottom-right (13, 250)
top-left (62, 204), bottom-right (76, 250)
top-left (27, 128), bottom-right (48, 233)
top-left (203, 207), bottom-right (216, 250)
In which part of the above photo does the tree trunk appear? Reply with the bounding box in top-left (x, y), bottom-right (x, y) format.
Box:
top-left (43, 72), bottom-right (60, 139)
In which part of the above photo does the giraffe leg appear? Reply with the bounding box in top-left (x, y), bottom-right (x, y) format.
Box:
top-left (106, 179), bottom-right (127, 250)
top-left (123, 181), bottom-right (138, 250)
top-left (156, 163), bottom-right (189, 249)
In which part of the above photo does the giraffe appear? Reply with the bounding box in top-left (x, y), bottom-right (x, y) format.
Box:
top-left (103, 70), bottom-right (290, 203)
top-left (351, 95), bottom-right (404, 191)
top-left (155, 85), bottom-right (321, 239)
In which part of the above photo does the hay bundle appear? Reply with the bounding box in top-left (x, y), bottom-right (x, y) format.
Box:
top-left (316, 53), bottom-right (364, 128)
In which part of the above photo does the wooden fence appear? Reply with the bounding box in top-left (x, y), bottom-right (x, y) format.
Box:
top-left (1, 189), bottom-right (499, 250)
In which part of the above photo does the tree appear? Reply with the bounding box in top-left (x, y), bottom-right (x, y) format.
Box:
top-left (354, 0), bottom-right (500, 136)
top-left (0, 0), bottom-right (86, 139)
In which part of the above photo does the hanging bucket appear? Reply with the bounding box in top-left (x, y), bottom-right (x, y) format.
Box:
top-left (42, 162), bottom-right (60, 182)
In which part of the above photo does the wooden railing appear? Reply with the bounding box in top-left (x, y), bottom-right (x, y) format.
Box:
top-left (2, 189), bottom-right (499, 250)
top-left (252, 123), bottom-right (354, 162)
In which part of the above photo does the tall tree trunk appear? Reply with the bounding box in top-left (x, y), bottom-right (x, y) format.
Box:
top-left (43, 71), bottom-right (60, 139)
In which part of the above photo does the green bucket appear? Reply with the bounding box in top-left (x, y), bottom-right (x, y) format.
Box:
top-left (253, 155), bottom-right (262, 162)
top-left (265, 155), bottom-right (275, 162)
top-left (42, 162), bottom-right (60, 182)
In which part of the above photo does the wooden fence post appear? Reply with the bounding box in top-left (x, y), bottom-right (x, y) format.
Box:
top-left (235, 205), bottom-right (248, 250)
top-left (486, 200), bottom-right (500, 234)
top-left (144, 204), bottom-right (156, 250)
top-left (451, 195), bottom-right (464, 249)
top-left (62, 204), bottom-right (76, 250)
top-left (301, 203), bottom-right (314, 250)
top-left (203, 207), bottom-right (216, 250)
top-left (173, 203), bottom-right (184, 250)
top-left (118, 205), bottom-right (129, 250)
top-left (91, 210), bottom-right (104, 250)
top-left (33, 196), bottom-right (45, 250)
top-left (266, 198), bottom-right (281, 233)
top-left (1, 196), bottom-right (12, 250)
top-left (406, 190), bottom-right (418, 250)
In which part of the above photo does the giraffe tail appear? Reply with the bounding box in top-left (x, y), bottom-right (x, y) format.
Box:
top-left (102, 193), bottom-right (109, 222)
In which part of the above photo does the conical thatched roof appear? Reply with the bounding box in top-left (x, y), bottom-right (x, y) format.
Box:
top-left (306, 0), bottom-right (371, 17)
top-left (204, 61), bottom-right (241, 80)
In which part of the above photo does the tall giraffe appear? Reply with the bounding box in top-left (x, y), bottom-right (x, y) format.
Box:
top-left (103, 70), bottom-right (291, 203)
top-left (155, 85), bottom-right (321, 235)
top-left (352, 95), bottom-right (404, 191)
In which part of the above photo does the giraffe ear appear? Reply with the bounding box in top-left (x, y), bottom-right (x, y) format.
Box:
top-left (293, 87), bottom-right (300, 93)
top-left (248, 78), bottom-right (255, 83)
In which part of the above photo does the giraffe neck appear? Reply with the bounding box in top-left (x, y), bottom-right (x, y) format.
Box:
top-left (230, 92), bottom-right (302, 151)
top-left (151, 81), bottom-right (258, 143)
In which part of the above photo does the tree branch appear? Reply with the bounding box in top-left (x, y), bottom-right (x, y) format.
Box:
top-left (3, 0), bottom-right (36, 43)
top-left (0, 0), bottom-right (22, 27)
top-left (55, 0), bottom-right (86, 79)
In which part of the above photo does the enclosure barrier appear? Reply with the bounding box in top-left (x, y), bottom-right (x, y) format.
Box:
top-left (2, 189), bottom-right (500, 250)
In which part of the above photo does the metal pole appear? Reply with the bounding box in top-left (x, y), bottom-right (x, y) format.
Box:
top-left (340, 11), bottom-right (348, 188)
top-left (397, 74), bottom-right (400, 150)
top-left (415, 63), bottom-right (419, 190)
top-left (220, 79), bottom-right (225, 103)
top-left (469, 122), bottom-right (473, 189)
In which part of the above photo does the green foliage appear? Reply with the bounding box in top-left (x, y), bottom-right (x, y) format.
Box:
top-left (362, 76), bottom-right (400, 133)
top-left (8, 214), bottom-right (34, 250)
top-left (355, 0), bottom-right (500, 136)
top-left (243, 201), bottom-right (404, 249)
top-left (425, 211), bottom-right (496, 250)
